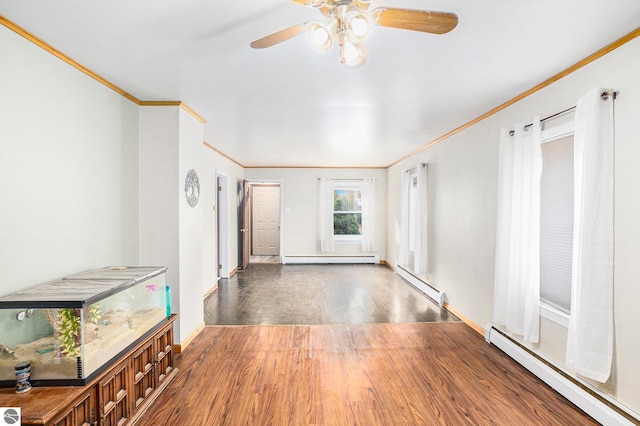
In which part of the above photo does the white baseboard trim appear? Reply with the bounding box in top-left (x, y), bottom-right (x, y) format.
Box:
top-left (485, 323), bottom-right (639, 426)
top-left (282, 256), bottom-right (380, 265)
top-left (396, 265), bottom-right (445, 307)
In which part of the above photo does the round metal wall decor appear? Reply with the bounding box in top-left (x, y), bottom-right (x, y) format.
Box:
top-left (184, 169), bottom-right (200, 207)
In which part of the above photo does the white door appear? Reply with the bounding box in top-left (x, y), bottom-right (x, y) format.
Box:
top-left (216, 174), bottom-right (229, 278)
top-left (252, 185), bottom-right (280, 256)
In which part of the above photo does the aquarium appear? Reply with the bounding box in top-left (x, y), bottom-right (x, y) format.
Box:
top-left (0, 266), bottom-right (169, 386)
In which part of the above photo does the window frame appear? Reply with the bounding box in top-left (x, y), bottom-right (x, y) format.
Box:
top-left (332, 180), bottom-right (363, 242)
top-left (539, 120), bottom-right (575, 328)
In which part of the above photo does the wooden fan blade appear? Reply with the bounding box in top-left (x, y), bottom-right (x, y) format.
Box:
top-left (372, 8), bottom-right (458, 34)
top-left (250, 24), bottom-right (307, 49)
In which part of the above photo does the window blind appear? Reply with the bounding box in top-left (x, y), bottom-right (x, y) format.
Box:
top-left (540, 135), bottom-right (574, 313)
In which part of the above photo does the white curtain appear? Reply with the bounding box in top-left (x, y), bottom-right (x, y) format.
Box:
top-left (414, 164), bottom-right (428, 275)
top-left (566, 87), bottom-right (615, 383)
top-left (493, 118), bottom-right (542, 343)
top-left (398, 170), bottom-right (411, 267)
top-left (318, 177), bottom-right (334, 253)
top-left (361, 178), bottom-right (376, 252)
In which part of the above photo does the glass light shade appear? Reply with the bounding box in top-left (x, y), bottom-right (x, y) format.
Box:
top-left (340, 41), bottom-right (366, 69)
top-left (307, 0), bottom-right (327, 7)
top-left (307, 21), bottom-right (335, 51)
top-left (346, 11), bottom-right (372, 43)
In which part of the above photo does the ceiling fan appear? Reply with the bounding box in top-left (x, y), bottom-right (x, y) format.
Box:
top-left (250, 0), bottom-right (458, 68)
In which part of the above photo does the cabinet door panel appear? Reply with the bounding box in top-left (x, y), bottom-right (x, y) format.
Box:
top-left (99, 361), bottom-right (130, 426)
top-left (154, 325), bottom-right (174, 385)
top-left (50, 387), bottom-right (96, 426)
top-left (132, 340), bottom-right (155, 409)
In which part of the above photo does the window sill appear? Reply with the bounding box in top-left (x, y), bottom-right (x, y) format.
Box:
top-left (333, 239), bottom-right (362, 245)
top-left (540, 302), bottom-right (570, 328)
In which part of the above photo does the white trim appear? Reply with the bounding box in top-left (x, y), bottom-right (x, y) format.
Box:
top-left (539, 120), bottom-right (575, 319)
top-left (396, 265), bottom-right (445, 307)
top-left (333, 235), bottom-right (363, 243)
top-left (540, 302), bottom-right (570, 328)
top-left (485, 324), bottom-right (639, 426)
top-left (542, 120), bottom-right (575, 142)
top-left (216, 171), bottom-right (230, 279)
top-left (282, 256), bottom-right (379, 265)
top-left (245, 179), bottom-right (284, 260)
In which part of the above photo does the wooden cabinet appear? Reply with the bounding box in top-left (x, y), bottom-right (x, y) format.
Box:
top-left (154, 322), bottom-right (174, 387)
top-left (99, 360), bottom-right (130, 426)
top-left (132, 340), bottom-right (155, 411)
top-left (0, 315), bottom-right (178, 426)
top-left (50, 387), bottom-right (97, 426)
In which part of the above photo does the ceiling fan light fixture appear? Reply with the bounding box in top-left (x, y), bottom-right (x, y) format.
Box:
top-left (340, 41), bottom-right (366, 68)
top-left (308, 21), bottom-right (335, 51)
top-left (346, 11), bottom-right (372, 43)
top-left (306, 0), bottom-right (327, 8)
top-left (251, 2), bottom-right (458, 69)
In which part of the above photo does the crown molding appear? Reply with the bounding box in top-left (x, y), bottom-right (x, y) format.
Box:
top-left (139, 101), bottom-right (206, 124)
top-left (244, 165), bottom-right (387, 169)
top-left (1, 15), bottom-right (207, 124)
top-left (4, 14), bottom-right (637, 171)
top-left (387, 26), bottom-right (640, 168)
top-left (0, 14), bottom-right (141, 105)
top-left (203, 142), bottom-right (245, 168)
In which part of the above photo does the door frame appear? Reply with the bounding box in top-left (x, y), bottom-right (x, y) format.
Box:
top-left (216, 172), bottom-right (230, 279)
top-left (250, 183), bottom-right (281, 256)
top-left (241, 180), bottom-right (250, 270)
top-left (242, 180), bottom-right (283, 264)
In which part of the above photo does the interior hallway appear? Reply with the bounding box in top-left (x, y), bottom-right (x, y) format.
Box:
top-left (139, 265), bottom-right (596, 425)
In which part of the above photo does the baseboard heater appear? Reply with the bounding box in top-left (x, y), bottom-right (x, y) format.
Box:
top-left (396, 265), bottom-right (445, 307)
top-left (485, 323), bottom-right (639, 426)
top-left (281, 256), bottom-right (379, 265)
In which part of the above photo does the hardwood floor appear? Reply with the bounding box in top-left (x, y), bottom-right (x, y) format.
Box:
top-left (204, 264), bottom-right (457, 325)
top-left (250, 255), bottom-right (280, 264)
top-left (138, 264), bottom-right (596, 425)
top-left (138, 322), bottom-right (597, 425)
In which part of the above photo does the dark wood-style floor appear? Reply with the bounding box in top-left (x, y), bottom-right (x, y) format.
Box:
top-left (138, 264), bottom-right (596, 425)
top-left (204, 264), bottom-right (457, 325)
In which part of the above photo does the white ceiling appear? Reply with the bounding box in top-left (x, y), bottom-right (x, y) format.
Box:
top-left (2, 1), bottom-right (639, 167)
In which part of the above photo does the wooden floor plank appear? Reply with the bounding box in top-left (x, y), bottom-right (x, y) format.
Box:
top-left (137, 322), bottom-right (597, 425)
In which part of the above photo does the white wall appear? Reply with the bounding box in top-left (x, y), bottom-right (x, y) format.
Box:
top-left (386, 36), bottom-right (640, 413)
top-left (244, 168), bottom-right (387, 260)
top-left (139, 105), bottom-right (206, 344)
top-left (139, 106), bottom-right (179, 299)
top-left (0, 24), bottom-right (140, 292)
top-left (202, 147), bottom-right (244, 290)
top-left (177, 108), bottom-right (205, 341)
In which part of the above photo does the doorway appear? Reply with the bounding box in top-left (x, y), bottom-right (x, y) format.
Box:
top-left (251, 184), bottom-right (280, 256)
top-left (241, 181), bottom-right (282, 266)
top-left (216, 173), bottom-right (229, 279)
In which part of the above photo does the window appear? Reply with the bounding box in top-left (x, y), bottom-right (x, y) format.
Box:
top-left (319, 178), bottom-right (374, 251)
top-left (333, 184), bottom-right (362, 238)
top-left (539, 123), bottom-right (574, 324)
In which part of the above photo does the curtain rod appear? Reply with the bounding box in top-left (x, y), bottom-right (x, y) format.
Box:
top-left (509, 90), bottom-right (617, 136)
top-left (404, 163), bottom-right (427, 173)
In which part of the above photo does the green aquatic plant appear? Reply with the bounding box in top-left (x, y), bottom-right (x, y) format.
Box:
top-left (87, 303), bottom-right (102, 325)
top-left (58, 308), bottom-right (82, 358)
